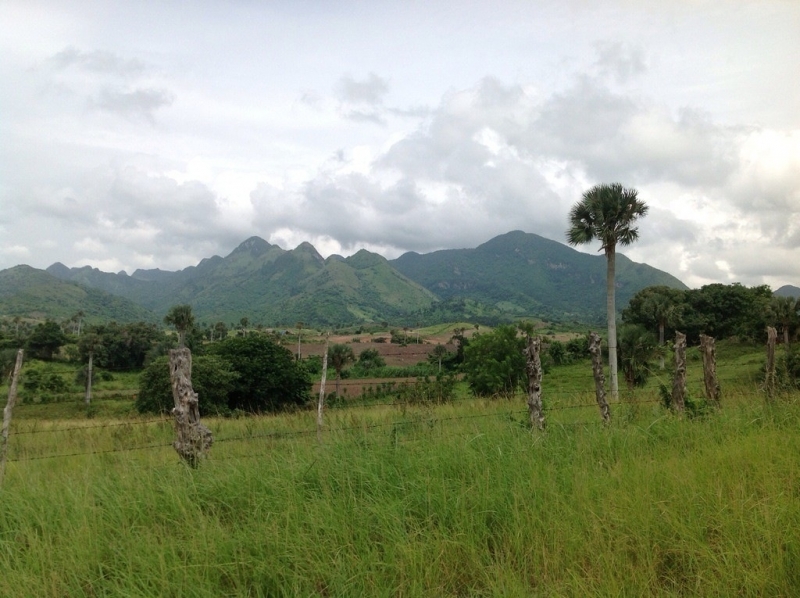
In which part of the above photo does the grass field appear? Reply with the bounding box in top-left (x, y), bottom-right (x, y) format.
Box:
top-left (0, 342), bottom-right (798, 596)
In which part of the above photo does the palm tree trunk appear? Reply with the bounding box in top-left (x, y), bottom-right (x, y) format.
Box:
top-left (606, 248), bottom-right (619, 400)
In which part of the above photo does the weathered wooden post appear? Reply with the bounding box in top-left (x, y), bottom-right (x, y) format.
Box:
top-left (317, 335), bottom-right (329, 443)
top-left (0, 349), bottom-right (24, 486)
top-left (699, 334), bottom-right (720, 407)
top-left (589, 332), bottom-right (611, 423)
top-left (169, 348), bottom-right (212, 467)
top-left (765, 326), bottom-right (778, 400)
top-left (524, 335), bottom-right (545, 430)
top-left (671, 331), bottom-right (687, 412)
top-left (84, 350), bottom-right (93, 405)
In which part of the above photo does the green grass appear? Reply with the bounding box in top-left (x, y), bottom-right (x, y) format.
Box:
top-left (0, 343), bottom-right (797, 595)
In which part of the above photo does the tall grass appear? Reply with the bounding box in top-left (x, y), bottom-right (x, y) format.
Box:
top-left (0, 390), bottom-right (798, 596)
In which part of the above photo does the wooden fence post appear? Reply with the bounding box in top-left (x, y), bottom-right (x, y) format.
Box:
top-left (317, 335), bottom-right (329, 443)
top-left (699, 334), bottom-right (720, 407)
top-left (169, 348), bottom-right (212, 467)
top-left (524, 335), bottom-right (545, 430)
top-left (589, 332), bottom-right (611, 423)
top-left (671, 331), bottom-right (687, 412)
top-left (765, 326), bottom-right (778, 400)
top-left (0, 349), bottom-right (24, 486)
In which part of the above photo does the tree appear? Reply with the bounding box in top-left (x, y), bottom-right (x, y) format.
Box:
top-left (136, 355), bottom-right (239, 415)
top-left (429, 344), bottom-right (449, 373)
top-left (26, 320), bottom-right (68, 360)
top-left (295, 321), bottom-right (304, 361)
top-left (767, 295), bottom-right (799, 348)
top-left (239, 317), bottom-right (249, 337)
top-left (164, 304), bottom-right (195, 348)
top-left (210, 335), bottom-right (311, 412)
top-left (617, 324), bottom-right (659, 389)
top-left (567, 183), bottom-right (648, 400)
top-left (462, 325), bottom-right (526, 397)
top-left (328, 344), bottom-right (355, 396)
top-left (353, 348), bottom-right (385, 374)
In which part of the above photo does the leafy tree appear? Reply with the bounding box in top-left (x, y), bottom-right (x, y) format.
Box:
top-left (547, 340), bottom-right (569, 365)
top-left (78, 322), bottom-right (163, 370)
top-left (567, 183), bottom-right (649, 399)
top-left (210, 335), bottom-right (311, 412)
top-left (617, 324), bottom-right (659, 389)
top-left (682, 283), bottom-right (771, 342)
top-left (767, 295), bottom-right (799, 347)
top-left (136, 355), bottom-right (239, 415)
top-left (428, 344), bottom-right (450, 373)
top-left (26, 320), bottom-right (68, 360)
top-left (353, 348), bottom-right (386, 374)
top-left (622, 285), bottom-right (683, 369)
top-left (328, 344), bottom-right (356, 396)
top-left (164, 304), bottom-right (195, 347)
top-left (463, 325), bottom-right (526, 397)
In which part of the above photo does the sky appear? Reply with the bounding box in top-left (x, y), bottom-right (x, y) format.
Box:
top-left (1, 0), bottom-right (799, 290)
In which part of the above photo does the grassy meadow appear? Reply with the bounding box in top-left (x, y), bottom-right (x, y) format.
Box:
top-left (0, 342), bottom-right (798, 596)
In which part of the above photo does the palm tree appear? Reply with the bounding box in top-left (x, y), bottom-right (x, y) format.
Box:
top-left (164, 304), bottom-right (195, 348)
top-left (643, 289), bottom-right (681, 369)
top-left (767, 295), bottom-right (799, 348)
top-left (296, 321), bottom-right (304, 361)
top-left (328, 344), bottom-right (355, 397)
top-left (567, 183), bottom-right (649, 400)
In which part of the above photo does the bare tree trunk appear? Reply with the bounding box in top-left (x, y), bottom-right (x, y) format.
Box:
top-left (765, 326), bottom-right (778, 401)
top-left (317, 337), bottom-right (329, 443)
top-left (589, 332), bottom-right (611, 423)
top-left (524, 335), bottom-right (545, 430)
top-left (671, 331), bottom-right (687, 412)
top-left (84, 351), bottom-right (93, 405)
top-left (0, 349), bottom-right (24, 486)
top-left (169, 348), bottom-right (212, 467)
top-left (606, 248), bottom-right (619, 400)
top-left (699, 334), bottom-right (720, 407)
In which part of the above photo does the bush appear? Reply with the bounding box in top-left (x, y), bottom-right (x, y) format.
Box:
top-left (463, 325), bottom-right (526, 397)
top-left (395, 374), bottom-right (456, 405)
top-left (136, 355), bottom-right (239, 416)
top-left (210, 336), bottom-right (312, 412)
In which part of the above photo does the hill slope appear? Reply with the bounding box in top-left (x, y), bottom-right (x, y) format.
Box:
top-left (0, 265), bottom-right (156, 323)
top-left (391, 230), bottom-right (687, 323)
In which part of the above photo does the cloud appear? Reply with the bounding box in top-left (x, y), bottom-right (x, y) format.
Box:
top-left (593, 41), bottom-right (647, 83)
top-left (336, 72), bottom-right (389, 105)
top-left (93, 87), bottom-right (175, 122)
top-left (49, 46), bottom-right (146, 76)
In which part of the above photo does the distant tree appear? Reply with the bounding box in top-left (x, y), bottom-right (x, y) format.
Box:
top-left (328, 344), bottom-right (355, 396)
top-left (623, 285), bottom-right (683, 369)
top-left (212, 321), bottom-right (228, 342)
top-left (26, 320), bottom-right (68, 360)
top-left (354, 348), bottom-right (385, 373)
top-left (79, 322), bottom-right (162, 370)
top-left (73, 310), bottom-right (85, 336)
top-left (239, 317), bottom-right (249, 337)
top-left (429, 344), bottom-right (449, 373)
top-left (295, 321), bottom-right (304, 361)
top-left (767, 295), bottom-right (799, 348)
top-left (210, 335), bottom-right (311, 412)
top-left (463, 325), bottom-right (526, 397)
top-left (567, 182), bottom-right (649, 399)
top-left (164, 304), bottom-right (195, 347)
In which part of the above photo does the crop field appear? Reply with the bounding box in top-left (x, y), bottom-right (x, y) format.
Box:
top-left (0, 342), bottom-right (798, 596)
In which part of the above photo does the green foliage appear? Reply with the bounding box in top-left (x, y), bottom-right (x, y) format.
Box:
top-left (136, 355), bottom-right (239, 416)
top-left (211, 335), bottom-right (312, 412)
top-left (26, 320), bottom-right (68, 360)
top-left (352, 348), bottom-right (386, 375)
top-left (164, 304), bottom-right (194, 347)
top-left (618, 324), bottom-right (659, 388)
top-left (395, 373), bottom-right (457, 405)
top-left (547, 340), bottom-right (568, 365)
top-left (463, 325), bottom-right (526, 396)
top-left (78, 322), bottom-right (163, 370)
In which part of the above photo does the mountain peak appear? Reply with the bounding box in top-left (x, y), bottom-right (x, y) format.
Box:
top-left (229, 236), bottom-right (272, 257)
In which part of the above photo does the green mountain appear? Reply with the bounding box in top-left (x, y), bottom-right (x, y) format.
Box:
top-left (390, 230), bottom-right (687, 324)
top-left (774, 285), bottom-right (800, 298)
top-left (0, 265), bottom-right (156, 324)
top-left (45, 238), bottom-right (437, 326)
top-left (26, 230), bottom-right (687, 327)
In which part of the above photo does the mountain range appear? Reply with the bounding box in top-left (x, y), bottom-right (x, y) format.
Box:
top-left (1, 230), bottom-right (687, 327)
